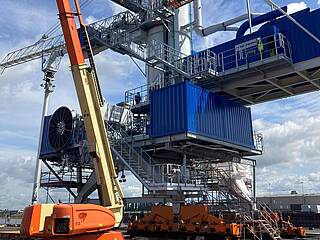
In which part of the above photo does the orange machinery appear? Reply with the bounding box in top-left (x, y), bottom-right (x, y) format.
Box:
top-left (277, 214), bottom-right (306, 238)
top-left (20, 204), bottom-right (123, 240)
top-left (169, 0), bottom-right (194, 9)
top-left (128, 205), bottom-right (241, 239)
top-left (262, 211), bottom-right (306, 239)
top-left (19, 0), bottom-right (124, 239)
top-left (128, 206), bottom-right (178, 233)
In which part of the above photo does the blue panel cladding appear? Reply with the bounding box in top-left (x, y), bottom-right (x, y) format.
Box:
top-left (208, 7), bottom-right (320, 70)
top-left (271, 8), bottom-right (320, 63)
top-left (150, 82), bottom-right (187, 136)
top-left (150, 82), bottom-right (255, 148)
top-left (186, 84), bottom-right (225, 140)
top-left (40, 116), bottom-right (57, 157)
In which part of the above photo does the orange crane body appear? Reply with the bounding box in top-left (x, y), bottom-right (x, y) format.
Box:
top-left (20, 204), bottom-right (122, 239)
top-left (20, 0), bottom-right (123, 239)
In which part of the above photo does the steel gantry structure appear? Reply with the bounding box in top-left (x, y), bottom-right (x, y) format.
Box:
top-left (1, 2), bottom-right (320, 238)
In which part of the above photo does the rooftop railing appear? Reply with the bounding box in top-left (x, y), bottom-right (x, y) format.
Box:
top-left (216, 33), bottom-right (292, 74)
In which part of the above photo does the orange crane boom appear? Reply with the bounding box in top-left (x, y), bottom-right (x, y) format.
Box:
top-left (20, 0), bottom-right (124, 239)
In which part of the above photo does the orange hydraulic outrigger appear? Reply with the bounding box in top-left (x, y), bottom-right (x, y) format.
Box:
top-left (20, 0), bottom-right (123, 239)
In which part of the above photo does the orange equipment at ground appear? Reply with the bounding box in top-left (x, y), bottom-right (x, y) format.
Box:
top-left (127, 205), bottom-right (241, 239)
top-left (277, 214), bottom-right (306, 238)
top-left (20, 204), bottom-right (123, 240)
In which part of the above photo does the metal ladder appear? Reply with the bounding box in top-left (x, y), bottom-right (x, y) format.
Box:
top-left (107, 122), bottom-right (155, 190)
top-left (211, 168), bottom-right (253, 207)
top-left (256, 202), bottom-right (282, 240)
top-left (146, 40), bottom-right (190, 76)
top-left (241, 213), bottom-right (263, 240)
top-left (240, 210), bottom-right (282, 240)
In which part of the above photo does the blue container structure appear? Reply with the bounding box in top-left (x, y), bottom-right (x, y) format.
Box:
top-left (187, 8), bottom-right (320, 74)
top-left (150, 82), bottom-right (255, 149)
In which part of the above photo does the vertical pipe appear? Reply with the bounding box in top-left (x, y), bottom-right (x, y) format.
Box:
top-left (253, 160), bottom-right (256, 211)
top-left (182, 154), bottom-right (187, 183)
top-left (31, 75), bottom-right (53, 204)
top-left (189, 3), bottom-right (194, 53)
top-left (246, 0), bottom-right (253, 33)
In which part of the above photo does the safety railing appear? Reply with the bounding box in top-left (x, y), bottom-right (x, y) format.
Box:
top-left (125, 84), bottom-right (148, 107)
top-left (89, 11), bottom-right (141, 47)
top-left (253, 131), bottom-right (264, 151)
top-left (125, 74), bottom-right (165, 107)
top-left (186, 49), bottom-right (217, 77)
top-left (151, 164), bottom-right (182, 185)
top-left (146, 40), bottom-right (190, 75)
top-left (150, 0), bottom-right (167, 9)
top-left (107, 122), bottom-right (155, 185)
top-left (216, 33), bottom-right (292, 74)
top-left (257, 202), bottom-right (279, 229)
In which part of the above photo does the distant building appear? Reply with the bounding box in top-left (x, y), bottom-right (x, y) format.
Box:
top-left (257, 193), bottom-right (320, 213)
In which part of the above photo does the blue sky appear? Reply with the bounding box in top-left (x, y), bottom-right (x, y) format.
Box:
top-left (0, 0), bottom-right (320, 209)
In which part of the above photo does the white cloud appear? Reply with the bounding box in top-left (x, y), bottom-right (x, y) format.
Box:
top-left (287, 2), bottom-right (308, 14)
top-left (85, 15), bottom-right (99, 24)
top-left (109, 2), bottom-right (127, 15)
top-left (252, 92), bottom-right (320, 196)
top-left (0, 147), bottom-right (36, 209)
top-left (254, 117), bottom-right (320, 167)
top-left (256, 166), bottom-right (320, 196)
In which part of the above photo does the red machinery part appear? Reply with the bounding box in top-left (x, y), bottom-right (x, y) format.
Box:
top-left (169, 0), bottom-right (194, 9)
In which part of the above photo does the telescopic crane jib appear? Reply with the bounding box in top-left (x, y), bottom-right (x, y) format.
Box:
top-left (20, 0), bottom-right (124, 239)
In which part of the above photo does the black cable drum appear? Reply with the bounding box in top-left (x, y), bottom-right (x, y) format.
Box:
top-left (48, 106), bottom-right (74, 151)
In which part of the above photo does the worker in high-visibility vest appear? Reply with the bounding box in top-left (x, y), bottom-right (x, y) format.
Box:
top-left (257, 38), bottom-right (264, 60)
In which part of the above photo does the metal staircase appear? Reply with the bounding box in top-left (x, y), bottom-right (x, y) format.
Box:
top-left (0, 11), bottom-right (141, 72)
top-left (1, 6), bottom-right (204, 82)
top-left (197, 167), bottom-right (253, 210)
top-left (239, 203), bottom-right (282, 240)
top-left (256, 202), bottom-right (281, 240)
top-left (107, 122), bottom-right (155, 191)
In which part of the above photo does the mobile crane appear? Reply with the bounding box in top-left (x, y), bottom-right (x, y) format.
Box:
top-left (20, 0), bottom-right (124, 239)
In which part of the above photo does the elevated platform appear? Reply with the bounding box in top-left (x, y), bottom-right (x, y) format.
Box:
top-left (127, 131), bottom-right (262, 161)
top-left (204, 57), bottom-right (320, 105)
top-left (198, 7), bottom-right (320, 105)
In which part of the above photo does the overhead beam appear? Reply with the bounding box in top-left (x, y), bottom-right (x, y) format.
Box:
top-left (223, 89), bottom-right (255, 104)
top-left (265, 78), bottom-right (294, 96)
top-left (296, 71), bottom-right (320, 90)
top-left (255, 84), bottom-right (318, 103)
top-left (219, 65), bottom-right (296, 91)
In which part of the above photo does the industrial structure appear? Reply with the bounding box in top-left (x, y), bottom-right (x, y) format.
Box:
top-left (1, 0), bottom-right (320, 239)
